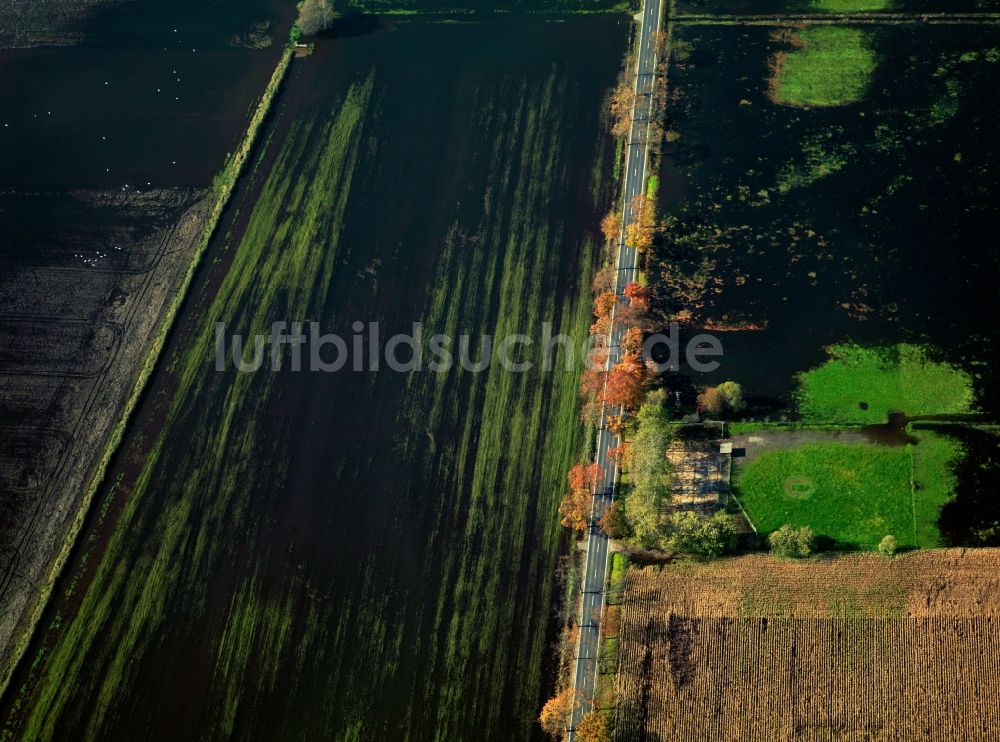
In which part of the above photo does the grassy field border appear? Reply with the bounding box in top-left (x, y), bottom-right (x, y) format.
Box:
top-left (0, 48), bottom-right (294, 702)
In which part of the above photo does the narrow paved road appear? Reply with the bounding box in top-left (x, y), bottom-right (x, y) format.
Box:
top-left (567, 0), bottom-right (663, 737)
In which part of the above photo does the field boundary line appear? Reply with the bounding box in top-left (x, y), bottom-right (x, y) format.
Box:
top-left (909, 443), bottom-right (918, 548)
top-left (729, 493), bottom-right (758, 534)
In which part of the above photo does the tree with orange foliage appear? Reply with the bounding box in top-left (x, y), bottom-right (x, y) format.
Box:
top-left (590, 315), bottom-right (612, 338)
top-left (559, 488), bottom-right (592, 533)
top-left (600, 210), bottom-right (622, 243)
top-left (594, 291), bottom-right (617, 319)
top-left (623, 281), bottom-right (650, 312)
top-left (567, 462), bottom-right (604, 494)
top-left (576, 711), bottom-right (611, 742)
top-left (605, 355), bottom-right (647, 410)
top-left (590, 290), bottom-right (618, 337)
top-left (618, 351), bottom-right (646, 375)
top-left (560, 462), bottom-right (605, 532)
top-left (606, 414), bottom-right (628, 436)
top-left (621, 326), bottom-right (644, 357)
top-left (539, 688), bottom-right (581, 738)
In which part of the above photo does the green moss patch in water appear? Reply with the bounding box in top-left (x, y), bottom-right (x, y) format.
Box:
top-left (775, 126), bottom-right (856, 193)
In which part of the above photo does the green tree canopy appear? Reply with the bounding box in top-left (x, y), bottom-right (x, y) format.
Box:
top-left (622, 404), bottom-right (673, 547)
top-left (769, 524), bottom-right (815, 558)
top-left (664, 511), bottom-right (741, 559)
top-left (716, 381), bottom-right (746, 412)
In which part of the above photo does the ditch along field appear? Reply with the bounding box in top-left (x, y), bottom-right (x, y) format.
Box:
top-left (611, 551), bottom-right (1000, 741)
top-left (0, 18), bottom-right (627, 741)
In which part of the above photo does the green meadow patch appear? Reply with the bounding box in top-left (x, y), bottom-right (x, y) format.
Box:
top-left (809, 0), bottom-right (891, 10)
top-left (910, 430), bottom-right (963, 548)
top-left (735, 442), bottom-right (936, 550)
top-left (770, 27), bottom-right (878, 108)
top-left (796, 344), bottom-right (974, 424)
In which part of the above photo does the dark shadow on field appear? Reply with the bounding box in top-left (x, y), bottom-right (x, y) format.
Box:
top-left (672, 423), bottom-right (721, 441)
top-left (814, 534), bottom-right (861, 553)
top-left (651, 371), bottom-right (697, 414)
top-left (741, 394), bottom-right (787, 420)
top-left (919, 424), bottom-right (1000, 547)
top-left (322, 12), bottom-right (382, 40)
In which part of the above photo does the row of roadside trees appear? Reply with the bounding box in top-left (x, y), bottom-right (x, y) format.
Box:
top-left (543, 25), bottom-right (721, 741)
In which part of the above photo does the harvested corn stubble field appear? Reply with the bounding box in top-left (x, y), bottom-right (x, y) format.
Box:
top-left (611, 550), bottom-right (1000, 741)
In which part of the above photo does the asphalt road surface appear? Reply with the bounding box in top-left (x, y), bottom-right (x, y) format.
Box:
top-left (567, 0), bottom-right (663, 737)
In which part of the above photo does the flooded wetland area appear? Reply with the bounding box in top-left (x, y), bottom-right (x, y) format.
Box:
top-left (649, 8), bottom-right (1000, 553)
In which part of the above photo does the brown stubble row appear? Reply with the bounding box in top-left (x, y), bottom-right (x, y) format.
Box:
top-left (611, 550), bottom-right (1000, 740)
top-left (616, 550), bottom-right (1000, 619)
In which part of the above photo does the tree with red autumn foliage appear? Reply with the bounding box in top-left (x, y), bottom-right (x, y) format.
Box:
top-left (614, 302), bottom-right (648, 332)
top-left (604, 355), bottom-right (646, 410)
top-left (623, 281), bottom-right (650, 312)
top-left (567, 462), bottom-right (604, 494)
top-left (578, 367), bottom-right (608, 402)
